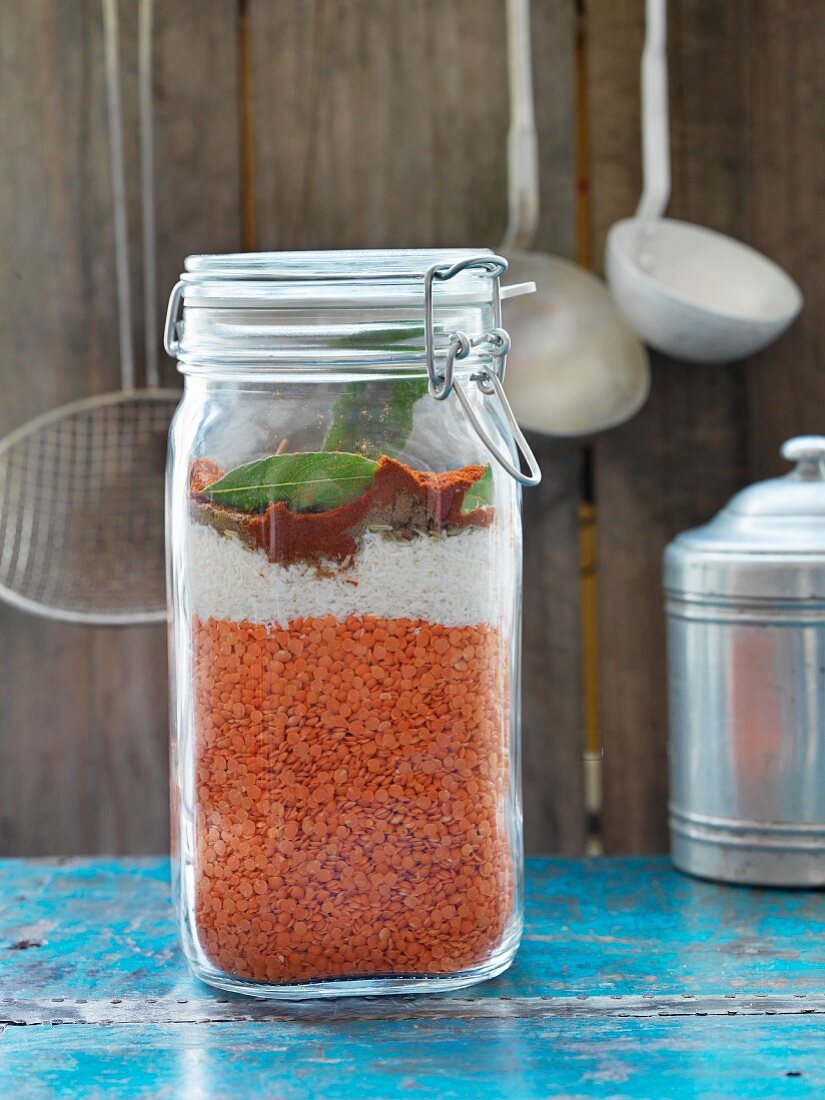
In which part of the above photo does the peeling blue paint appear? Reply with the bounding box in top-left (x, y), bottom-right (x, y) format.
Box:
top-left (1, 857), bottom-right (821, 1002)
top-left (2, 1017), bottom-right (824, 1100)
top-left (0, 858), bottom-right (823, 1097)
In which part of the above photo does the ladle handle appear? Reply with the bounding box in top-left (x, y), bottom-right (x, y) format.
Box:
top-left (502, 0), bottom-right (539, 251)
top-left (635, 0), bottom-right (671, 225)
top-left (139, 0), bottom-right (159, 389)
top-left (102, 0), bottom-right (135, 392)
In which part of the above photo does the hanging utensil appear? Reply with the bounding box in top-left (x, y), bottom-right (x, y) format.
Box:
top-left (0, 0), bottom-right (179, 624)
top-left (500, 0), bottom-right (650, 437)
top-left (606, 0), bottom-right (803, 364)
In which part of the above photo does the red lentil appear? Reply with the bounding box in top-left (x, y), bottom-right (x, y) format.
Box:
top-left (192, 613), bottom-right (513, 983)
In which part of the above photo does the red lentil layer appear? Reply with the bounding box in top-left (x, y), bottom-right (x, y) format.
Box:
top-left (192, 614), bottom-right (513, 983)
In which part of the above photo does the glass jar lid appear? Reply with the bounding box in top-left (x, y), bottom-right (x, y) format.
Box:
top-left (177, 249), bottom-right (506, 307)
top-left (165, 249), bottom-right (524, 369)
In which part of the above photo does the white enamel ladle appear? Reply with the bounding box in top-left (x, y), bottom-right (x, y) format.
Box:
top-left (500, 0), bottom-right (650, 437)
top-left (606, 0), bottom-right (803, 364)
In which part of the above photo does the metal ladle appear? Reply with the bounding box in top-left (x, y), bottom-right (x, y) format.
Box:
top-left (605, 0), bottom-right (803, 364)
top-left (500, 0), bottom-right (650, 437)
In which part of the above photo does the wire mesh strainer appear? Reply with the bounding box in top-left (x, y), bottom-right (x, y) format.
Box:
top-left (0, 0), bottom-right (179, 624)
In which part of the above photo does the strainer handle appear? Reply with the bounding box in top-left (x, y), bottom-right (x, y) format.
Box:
top-left (102, 0), bottom-right (135, 391)
top-left (139, 0), bottom-right (159, 388)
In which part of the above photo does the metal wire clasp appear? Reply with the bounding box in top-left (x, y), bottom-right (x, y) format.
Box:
top-left (164, 281), bottom-right (185, 357)
top-left (423, 254), bottom-right (541, 487)
top-left (424, 255), bottom-right (508, 399)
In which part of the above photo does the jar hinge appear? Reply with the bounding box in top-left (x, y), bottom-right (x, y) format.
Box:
top-left (424, 255), bottom-right (541, 487)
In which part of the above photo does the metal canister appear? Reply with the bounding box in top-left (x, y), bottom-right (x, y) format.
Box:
top-left (664, 436), bottom-right (825, 886)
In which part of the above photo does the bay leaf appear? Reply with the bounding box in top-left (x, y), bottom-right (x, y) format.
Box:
top-left (323, 377), bottom-right (429, 458)
top-left (200, 451), bottom-right (379, 513)
top-left (331, 325), bottom-right (426, 352)
top-left (461, 465), bottom-right (493, 513)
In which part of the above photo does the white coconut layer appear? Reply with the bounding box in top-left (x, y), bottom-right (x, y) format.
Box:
top-left (187, 522), bottom-right (506, 627)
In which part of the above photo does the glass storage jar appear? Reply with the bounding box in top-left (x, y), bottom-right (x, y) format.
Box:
top-left (165, 249), bottom-right (540, 997)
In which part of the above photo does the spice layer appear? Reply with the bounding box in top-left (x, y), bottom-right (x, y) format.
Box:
top-left (192, 613), bottom-right (513, 983)
top-left (190, 455), bottom-right (492, 567)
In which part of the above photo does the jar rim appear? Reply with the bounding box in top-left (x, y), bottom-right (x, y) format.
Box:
top-left (176, 248), bottom-right (506, 310)
top-left (183, 247), bottom-right (496, 280)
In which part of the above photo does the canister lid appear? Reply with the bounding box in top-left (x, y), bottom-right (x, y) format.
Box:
top-left (664, 436), bottom-right (825, 600)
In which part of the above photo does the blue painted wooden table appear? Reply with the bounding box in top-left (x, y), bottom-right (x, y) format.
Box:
top-left (1, 858), bottom-right (822, 1098)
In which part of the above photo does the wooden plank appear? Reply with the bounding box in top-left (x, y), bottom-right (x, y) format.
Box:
top-left (521, 437), bottom-right (586, 855)
top-left (247, 0), bottom-right (511, 250)
top-left (591, 364), bottom-right (746, 856)
top-left (0, 0), bottom-right (122, 855)
top-left (588, 0), bottom-right (752, 853)
top-left (521, 0), bottom-right (586, 855)
top-left (150, 0), bottom-right (243, 385)
top-left (3, 1015), bottom-right (825, 1099)
top-left (522, 6), bottom-right (587, 854)
top-left (742, 0), bottom-right (825, 476)
top-left (0, 1), bottom-right (241, 855)
top-left (248, 0), bottom-right (576, 255)
top-left (248, 0), bottom-right (585, 854)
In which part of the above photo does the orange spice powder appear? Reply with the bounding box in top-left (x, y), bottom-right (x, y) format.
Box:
top-left (189, 455), bottom-right (493, 567)
top-left (192, 613), bottom-right (513, 983)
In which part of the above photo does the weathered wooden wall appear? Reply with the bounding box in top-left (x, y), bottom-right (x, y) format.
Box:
top-left (0, 0), bottom-right (821, 856)
top-left (0, 0), bottom-right (241, 854)
top-left (588, 0), bottom-right (824, 852)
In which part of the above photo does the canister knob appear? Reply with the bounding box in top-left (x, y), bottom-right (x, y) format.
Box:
top-left (781, 435), bottom-right (825, 480)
